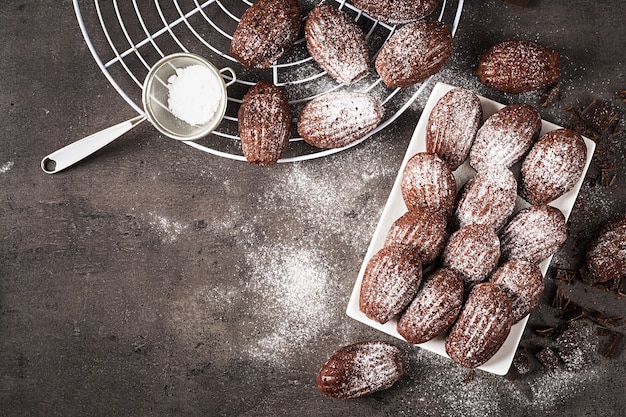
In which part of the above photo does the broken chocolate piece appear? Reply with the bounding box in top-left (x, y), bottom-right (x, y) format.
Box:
top-left (556, 325), bottom-right (589, 372)
top-left (536, 347), bottom-right (560, 371)
top-left (580, 99), bottom-right (619, 134)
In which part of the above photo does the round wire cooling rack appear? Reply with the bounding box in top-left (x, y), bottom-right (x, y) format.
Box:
top-left (73, 0), bottom-right (464, 163)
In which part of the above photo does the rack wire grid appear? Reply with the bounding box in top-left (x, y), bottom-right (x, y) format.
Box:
top-left (74, 0), bottom-right (464, 162)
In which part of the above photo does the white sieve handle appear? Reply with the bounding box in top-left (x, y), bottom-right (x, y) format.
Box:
top-left (41, 115), bottom-right (147, 174)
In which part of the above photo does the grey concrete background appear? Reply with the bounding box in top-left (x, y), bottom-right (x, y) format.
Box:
top-left (1, 1), bottom-right (625, 416)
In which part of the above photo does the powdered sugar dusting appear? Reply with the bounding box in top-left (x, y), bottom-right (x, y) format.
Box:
top-left (245, 244), bottom-right (337, 366)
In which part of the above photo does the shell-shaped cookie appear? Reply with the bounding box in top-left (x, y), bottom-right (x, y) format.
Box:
top-left (230, 0), bottom-right (301, 69)
top-left (238, 81), bottom-right (292, 165)
top-left (383, 208), bottom-right (447, 265)
top-left (520, 128), bottom-right (587, 205)
top-left (442, 223), bottom-right (500, 285)
top-left (426, 87), bottom-right (483, 170)
top-left (375, 20), bottom-right (453, 88)
top-left (500, 205), bottom-right (566, 263)
top-left (469, 104), bottom-right (542, 171)
top-left (455, 165), bottom-right (518, 231)
top-left (297, 92), bottom-right (383, 149)
top-left (586, 213), bottom-right (626, 283)
top-left (401, 152), bottom-right (456, 217)
top-left (359, 245), bottom-right (422, 324)
top-left (477, 40), bottom-right (560, 93)
top-left (397, 268), bottom-right (464, 344)
top-left (305, 5), bottom-right (370, 85)
top-left (490, 259), bottom-right (544, 323)
top-left (317, 341), bottom-right (406, 399)
top-left (351, 0), bottom-right (440, 25)
top-left (445, 283), bottom-right (513, 369)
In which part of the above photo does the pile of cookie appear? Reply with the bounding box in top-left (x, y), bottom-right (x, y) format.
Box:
top-left (359, 86), bottom-right (589, 370)
top-left (230, 0), bottom-right (453, 165)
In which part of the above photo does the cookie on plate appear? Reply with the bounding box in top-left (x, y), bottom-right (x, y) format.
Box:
top-left (500, 205), bottom-right (566, 263)
top-left (397, 268), bottom-right (464, 344)
top-left (442, 223), bottom-right (501, 285)
top-left (520, 128), bottom-right (587, 205)
top-left (426, 87), bottom-right (483, 170)
top-left (469, 104), bottom-right (541, 171)
top-left (359, 245), bottom-right (422, 324)
top-left (490, 259), bottom-right (544, 323)
top-left (383, 207), bottom-right (447, 265)
top-left (401, 152), bottom-right (456, 217)
top-left (454, 165), bottom-right (518, 231)
top-left (445, 282), bottom-right (513, 369)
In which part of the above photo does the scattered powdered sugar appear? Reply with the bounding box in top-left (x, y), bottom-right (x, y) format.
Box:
top-left (1, 161), bottom-right (14, 173)
top-left (244, 244), bottom-right (339, 366)
top-left (146, 211), bottom-right (187, 243)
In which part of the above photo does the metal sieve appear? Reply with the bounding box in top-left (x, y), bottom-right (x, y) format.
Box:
top-left (41, 53), bottom-right (236, 174)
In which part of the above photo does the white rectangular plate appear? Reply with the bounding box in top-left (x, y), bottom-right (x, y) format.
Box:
top-left (346, 82), bottom-right (596, 375)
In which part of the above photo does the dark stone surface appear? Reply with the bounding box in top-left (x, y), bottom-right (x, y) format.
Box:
top-left (1, 1), bottom-right (624, 416)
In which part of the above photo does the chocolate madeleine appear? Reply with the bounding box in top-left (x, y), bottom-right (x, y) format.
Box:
top-left (401, 152), bottom-right (456, 217)
top-left (442, 224), bottom-right (500, 286)
top-left (305, 5), bottom-right (370, 85)
top-left (585, 213), bottom-right (626, 283)
top-left (455, 165), bottom-right (518, 231)
top-left (445, 283), bottom-right (513, 369)
top-left (520, 128), bottom-right (587, 205)
top-left (238, 81), bottom-right (291, 165)
top-left (359, 245), bottom-right (422, 324)
top-left (375, 20), bottom-right (452, 88)
top-left (397, 268), bottom-right (464, 344)
top-left (490, 259), bottom-right (544, 323)
top-left (317, 341), bottom-right (406, 399)
top-left (500, 205), bottom-right (566, 263)
top-left (469, 104), bottom-right (541, 171)
top-left (351, 0), bottom-right (440, 25)
top-left (477, 40), bottom-right (560, 93)
top-left (230, 0), bottom-right (301, 68)
top-left (383, 208), bottom-right (447, 265)
top-left (297, 92), bottom-right (383, 149)
top-left (426, 87), bottom-right (482, 170)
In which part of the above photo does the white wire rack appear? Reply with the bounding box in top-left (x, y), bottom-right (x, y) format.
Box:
top-left (73, 0), bottom-right (464, 162)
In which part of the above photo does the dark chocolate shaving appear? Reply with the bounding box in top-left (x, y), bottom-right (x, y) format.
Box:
top-left (534, 326), bottom-right (556, 338)
top-left (555, 268), bottom-right (578, 283)
top-left (602, 332), bottom-right (624, 358)
top-left (541, 82), bottom-right (561, 108)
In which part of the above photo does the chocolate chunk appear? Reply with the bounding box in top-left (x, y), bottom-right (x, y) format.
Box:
top-left (536, 347), bottom-right (560, 371)
top-left (555, 326), bottom-right (588, 371)
top-left (579, 99), bottom-right (619, 134)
